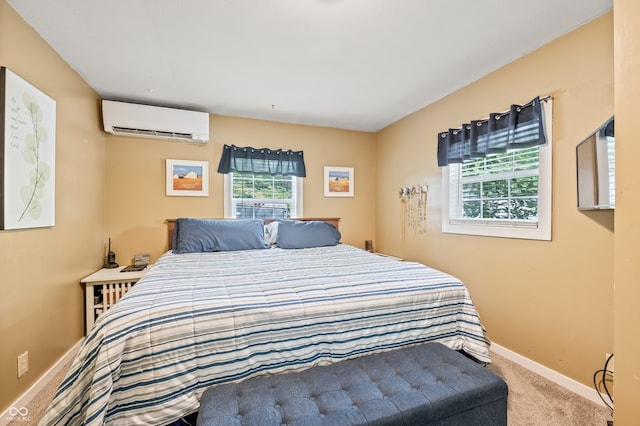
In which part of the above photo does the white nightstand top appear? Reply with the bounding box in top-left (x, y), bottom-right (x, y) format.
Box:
top-left (82, 265), bottom-right (151, 283)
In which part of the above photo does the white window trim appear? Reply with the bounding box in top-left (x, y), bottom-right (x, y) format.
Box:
top-left (441, 99), bottom-right (552, 241)
top-left (223, 173), bottom-right (303, 219)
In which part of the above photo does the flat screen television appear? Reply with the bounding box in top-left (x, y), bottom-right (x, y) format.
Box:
top-left (576, 117), bottom-right (615, 210)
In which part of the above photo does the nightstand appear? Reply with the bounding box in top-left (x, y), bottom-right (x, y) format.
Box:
top-left (81, 265), bottom-right (150, 334)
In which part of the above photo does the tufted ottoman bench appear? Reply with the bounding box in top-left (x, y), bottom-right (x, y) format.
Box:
top-left (197, 342), bottom-right (507, 425)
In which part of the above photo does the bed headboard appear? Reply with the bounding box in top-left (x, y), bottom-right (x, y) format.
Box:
top-left (166, 218), bottom-right (340, 250)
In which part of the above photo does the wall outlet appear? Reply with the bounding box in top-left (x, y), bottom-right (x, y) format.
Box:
top-left (17, 351), bottom-right (29, 378)
top-left (605, 353), bottom-right (614, 374)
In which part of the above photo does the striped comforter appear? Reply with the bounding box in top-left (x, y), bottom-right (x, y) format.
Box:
top-left (40, 244), bottom-right (490, 426)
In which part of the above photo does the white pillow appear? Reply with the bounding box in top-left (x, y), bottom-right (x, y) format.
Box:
top-left (264, 221), bottom-right (279, 246)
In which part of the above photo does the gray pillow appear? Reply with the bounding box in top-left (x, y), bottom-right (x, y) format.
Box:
top-left (277, 220), bottom-right (341, 249)
top-left (173, 218), bottom-right (268, 253)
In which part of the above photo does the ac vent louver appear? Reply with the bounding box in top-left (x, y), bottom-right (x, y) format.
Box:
top-left (111, 127), bottom-right (194, 140)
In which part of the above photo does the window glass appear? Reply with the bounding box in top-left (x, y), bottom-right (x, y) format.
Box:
top-left (225, 171), bottom-right (302, 219)
top-left (453, 146), bottom-right (540, 221)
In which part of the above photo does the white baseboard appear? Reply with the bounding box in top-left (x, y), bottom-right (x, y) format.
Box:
top-left (490, 342), bottom-right (609, 408)
top-left (0, 339), bottom-right (83, 426)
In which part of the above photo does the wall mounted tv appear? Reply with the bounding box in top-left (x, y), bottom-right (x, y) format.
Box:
top-left (576, 117), bottom-right (615, 210)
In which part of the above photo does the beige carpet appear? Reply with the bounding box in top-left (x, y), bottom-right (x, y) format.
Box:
top-left (487, 352), bottom-right (613, 425)
top-left (7, 360), bottom-right (71, 426)
top-left (11, 352), bottom-right (613, 425)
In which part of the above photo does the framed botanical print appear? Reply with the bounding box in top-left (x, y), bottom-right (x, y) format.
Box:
top-left (1, 67), bottom-right (56, 230)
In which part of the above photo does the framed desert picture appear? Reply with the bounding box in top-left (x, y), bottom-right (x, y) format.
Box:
top-left (1, 67), bottom-right (57, 230)
top-left (324, 166), bottom-right (354, 197)
top-left (166, 159), bottom-right (209, 196)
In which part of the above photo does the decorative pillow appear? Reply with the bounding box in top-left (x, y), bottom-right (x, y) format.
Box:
top-left (173, 218), bottom-right (268, 253)
top-left (277, 220), bottom-right (341, 249)
top-left (264, 220), bottom-right (280, 246)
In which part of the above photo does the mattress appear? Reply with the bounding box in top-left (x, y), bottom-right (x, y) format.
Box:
top-left (40, 244), bottom-right (490, 426)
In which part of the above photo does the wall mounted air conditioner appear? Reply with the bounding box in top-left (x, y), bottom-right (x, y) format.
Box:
top-left (102, 100), bottom-right (209, 142)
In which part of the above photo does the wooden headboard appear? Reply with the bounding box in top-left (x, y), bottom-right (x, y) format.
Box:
top-left (166, 218), bottom-right (340, 250)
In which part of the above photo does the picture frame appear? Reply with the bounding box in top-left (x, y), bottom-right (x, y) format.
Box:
top-left (166, 159), bottom-right (209, 197)
top-left (1, 67), bottom-right (57, 230)
top-left (324, 166), bottom-right (354, 197)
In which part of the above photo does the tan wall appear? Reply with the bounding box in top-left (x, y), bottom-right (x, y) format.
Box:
top-left (375, 13), bottom-right (614, 389)
top-left (0, 0), bottom-right (105, 412)
top-left (613, 0), bottom-right (640, 423)
top-left (105, 114), bottom-right (376, 263)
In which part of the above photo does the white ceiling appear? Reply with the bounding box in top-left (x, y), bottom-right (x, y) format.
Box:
top-left (8, 0), bottom-right (612, 132)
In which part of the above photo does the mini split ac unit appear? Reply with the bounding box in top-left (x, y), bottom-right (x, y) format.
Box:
top-left (102, 100), bottom-right (209, 142)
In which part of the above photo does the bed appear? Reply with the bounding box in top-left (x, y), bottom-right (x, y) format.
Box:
top-left (40, 218), bottom-right (490, 426)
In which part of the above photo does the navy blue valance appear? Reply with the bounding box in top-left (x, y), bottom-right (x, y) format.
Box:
top-left (217, 144), bottom-right (306, 177)
top-left (437, 96), bottom-right (548, 167)
top-left (602, 118), bottom-right (614, 138)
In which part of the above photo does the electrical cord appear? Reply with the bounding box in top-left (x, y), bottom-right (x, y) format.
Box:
top-left (593, 352), bottom-right (614, 413)
top-left (593, 369), bottom-right (613, 412)
top-left (603, 353), bottom-right (614, 406)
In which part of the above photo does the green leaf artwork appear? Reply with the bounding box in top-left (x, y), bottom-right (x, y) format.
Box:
top-left (1, 67), bottom-right (56, 230)
top-left (18, 92), bottom-right (50, 221)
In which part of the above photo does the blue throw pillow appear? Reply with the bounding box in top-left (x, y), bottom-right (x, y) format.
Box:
top-left (277, 220), bottom-right (341, 249)
top-left (173, 218), bottom-right (268, 253)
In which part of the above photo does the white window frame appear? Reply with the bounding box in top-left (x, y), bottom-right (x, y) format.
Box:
top-left (224, 173), bottom-right (303, 219)
top-left (442, 99), bottom-right (552, 240)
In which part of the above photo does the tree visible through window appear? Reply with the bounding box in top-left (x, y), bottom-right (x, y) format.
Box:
top-left (453, 146), bottom-right (539, 220)
top-left (228, 171), bottom-right (299, 219)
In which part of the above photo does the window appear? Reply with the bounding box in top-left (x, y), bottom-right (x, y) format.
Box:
top-left (218, 144), bottom-right (306, 219)
top-left (224, 172), bottom-right (302, 219)
top-left (442, 100), bottom-right (552, 240)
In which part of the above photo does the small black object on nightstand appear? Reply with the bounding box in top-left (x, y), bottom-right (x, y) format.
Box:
top-left (121, 264), bottom-right (147, 272)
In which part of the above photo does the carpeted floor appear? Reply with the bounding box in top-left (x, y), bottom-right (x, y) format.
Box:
top-left (7, 360), bottom-right (72, 426)
top-left (10, 351), bottom-right (613, 425)
top-left (487, 352), bottom-right (613, 426)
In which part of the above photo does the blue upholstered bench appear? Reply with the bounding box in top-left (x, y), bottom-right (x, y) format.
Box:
top-left (197, 342), bottom-right (507, 426)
